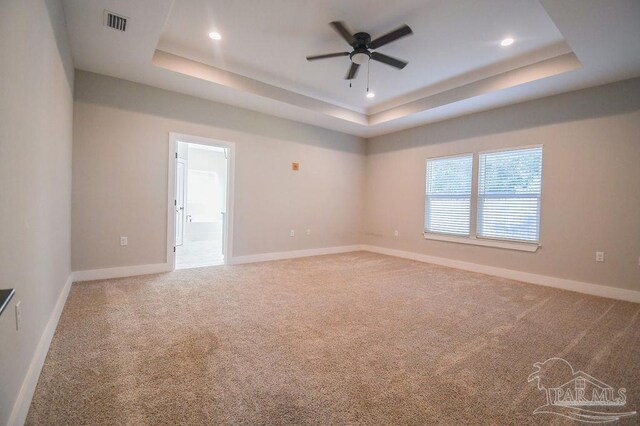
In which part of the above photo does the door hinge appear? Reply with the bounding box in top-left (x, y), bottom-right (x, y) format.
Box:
top-left (174, 199), bottom-right (177, 206)
top-left (173, 246), bottom-right (176, 253)
top-left (175, 152), bottom-right (178, 158)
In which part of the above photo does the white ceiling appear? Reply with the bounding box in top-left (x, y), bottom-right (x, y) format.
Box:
top-left (62, 0), bottom-right (640, 137)
top-left (158, 0), bottom-right (566, 112)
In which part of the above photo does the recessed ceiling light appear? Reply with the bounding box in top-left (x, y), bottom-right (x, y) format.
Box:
top-left (209, 31), bottom-right (222, 40)
top-left (500, 37), bottom-right (514, 47)
top-left (366, 92), bottom-right (375, 99)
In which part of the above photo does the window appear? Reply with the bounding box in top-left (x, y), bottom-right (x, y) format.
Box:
top-left (477, 147), bottom-right (543, 242)
top-left (425, 154), bottom-right (473, 236)
top-left (424, 146), bottom-right (543, 250)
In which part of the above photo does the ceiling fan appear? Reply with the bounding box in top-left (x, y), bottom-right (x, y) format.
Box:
top-left (306, 21), bottom-right (413, 80)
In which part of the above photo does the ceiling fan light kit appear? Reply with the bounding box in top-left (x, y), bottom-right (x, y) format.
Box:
top-left (350, 50), bottom-right (370, 65)
top-left (306, 21), bottom-right (413, 89)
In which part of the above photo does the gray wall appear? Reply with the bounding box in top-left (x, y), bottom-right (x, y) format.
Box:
top-left (72, 71), bottom-right (366, 270)
top-left (0, 0), bottom-right (74, 422)
top-left (365, 78), bottom-right (640, 291)
top-left (72, 72), bottom-right (640, 292)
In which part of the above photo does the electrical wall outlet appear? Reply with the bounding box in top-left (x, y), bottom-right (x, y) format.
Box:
top-left (595, 251), bottom-right (605, 262)
top-left (15, 301), bottom-right (21, 331)
top-left (289, 230), bottom-right (295, 237)
top-left (394, 230), bottom-right (399, 237)
top-left (306, 229), bottom-right (311, 236)
top-left (120, 236), bottom-right (128, 246)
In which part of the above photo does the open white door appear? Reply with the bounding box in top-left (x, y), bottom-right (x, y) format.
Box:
top-left (175, 158), bottom-right (186, 246)
top-left (168, 133), bottom-right (235, 270)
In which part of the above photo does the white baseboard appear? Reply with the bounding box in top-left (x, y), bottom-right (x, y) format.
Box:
top-left (228, 245), bottom-right (365, 265)
top-left (7, 273), bottom-right (73, 426)
top-left (72, 246), bottom-right (364, 279)
top-left (362, 245), bottom-right (640, 303)
top-left (73, 263), bottom-right (172, 282)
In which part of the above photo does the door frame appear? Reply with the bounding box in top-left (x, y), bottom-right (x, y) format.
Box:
top-left (175, 157), bottom-right (187, 247)
top-left (167, 132), bottom-right (235, 270)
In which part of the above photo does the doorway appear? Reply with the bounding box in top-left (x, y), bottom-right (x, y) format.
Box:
top-left (168, 133), bottom-right (234, 269)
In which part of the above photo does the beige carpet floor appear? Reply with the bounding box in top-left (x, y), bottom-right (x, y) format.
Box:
top-left (27, 252), bottom-right (640, 425)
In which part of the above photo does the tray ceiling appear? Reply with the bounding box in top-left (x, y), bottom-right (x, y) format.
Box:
top-left (62, 0), bottom-right (640, 137)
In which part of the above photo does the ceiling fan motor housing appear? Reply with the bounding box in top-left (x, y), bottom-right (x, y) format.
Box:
top-left (352, 32), bottom-right (372, 48)
top-left (350, 32), bottom-right (373, 64)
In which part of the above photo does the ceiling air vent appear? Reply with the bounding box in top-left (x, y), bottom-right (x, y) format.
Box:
top-left (104, 10), bottom-right (128, 32)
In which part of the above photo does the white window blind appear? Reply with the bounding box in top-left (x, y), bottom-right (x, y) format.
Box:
top-left (425, 154), bottom-right (473, 236)
top-left (477, 146), bottom-right (543, 242)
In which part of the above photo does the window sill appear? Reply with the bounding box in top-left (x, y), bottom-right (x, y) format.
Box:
top-left (423, 233), bottom-right (540, 252)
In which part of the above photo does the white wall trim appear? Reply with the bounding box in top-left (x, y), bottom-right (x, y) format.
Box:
top-left (72, 246), bottom-right (639, 303)
top-left (7, 274), bottom-right (73, 426)
top-left (73, 245), bottom-right (364, 281)
top-left (73, 263), bottom-right (172, 282)
top-left (228, 245), bottom-right (365, 265)
top-left (362, 245), bottom-right (640, 303)
top-left (423, 233), bottom-right (540, 252)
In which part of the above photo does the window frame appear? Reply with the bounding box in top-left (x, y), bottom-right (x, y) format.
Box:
top-left (424, 152), bottom-right (474, 237)
top-left (423, 145), bottom-right (543, 253)
top-left (476, 144), bottom-right (544, 244)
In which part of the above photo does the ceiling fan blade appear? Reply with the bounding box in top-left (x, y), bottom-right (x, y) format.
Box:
top-left (330, 21), bottom-right (355, 45)
top-left (345, 62), bottom-right (360, 80)
top-left (306, 52), bottom-right (349, 61)
top-left (369, 25), bottom-right (413, 49)
top-left (371, 52), bottom-right (408, 69)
